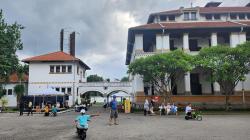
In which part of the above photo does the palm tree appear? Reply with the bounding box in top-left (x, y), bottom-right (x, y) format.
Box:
top-left (14, 64), bottom-right (27, 107)
top-left (14, 84), bottom-right (25, 107)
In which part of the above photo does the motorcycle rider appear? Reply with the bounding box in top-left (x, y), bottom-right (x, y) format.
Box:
top-left (185, 103), bottom-right (194, 116)
top-left (75, 109), bottom-right (99, 130)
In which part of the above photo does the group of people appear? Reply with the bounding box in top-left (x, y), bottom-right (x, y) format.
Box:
top-left (19, 101), bottom-right (33, 116)
top-left (143, 98), bottom-right (197, 117)
top-left (158, 102), bottom-right (178, 116)
top-left (44, 104), bottom-right (58, 116)
top-left (19, 101), bottom-right (58, 117)
top-left (75, 95), bottom-right (119, 131)
top-left (74, 95), bottom-right (197, 137)
top-left (143, 99), bottom-right (178, 116)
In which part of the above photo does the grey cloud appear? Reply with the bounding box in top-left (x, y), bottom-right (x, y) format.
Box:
top-left (1, 0), bottom-right (249, 79)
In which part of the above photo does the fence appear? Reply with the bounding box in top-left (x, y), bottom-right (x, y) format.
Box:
top-left (135, 95), bottom-right (250, 105)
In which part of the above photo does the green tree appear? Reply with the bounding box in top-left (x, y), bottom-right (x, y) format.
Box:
top-left (106, 78), bottom-right (110, 82)
top-left (0, 85), bottom-right (4, 99)
top-left (128, 49), bottom-right (193, 102)
top-left (195, 45), bottom-right (250, 110)
top-left (87, 74), bottom-right (104, 82)
top-left (14, 84), bottom-right (25, 107)
top-left (121, 76), bottom-right (129, 82)
top-left (0, 9), bottom-right (24, 98)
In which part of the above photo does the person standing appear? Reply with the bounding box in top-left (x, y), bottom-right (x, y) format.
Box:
top-left (19, 101), bottom-right (24, 116)
top-left (144, 99), bottom-right (149, 116)
top-left (103, 99), bottom-right (107, 110)
top-left (27, 101), bottom-right (33, 116)
top-left (44, 104), bottom-right (50, 116)
top-left (109, 95), bottom-right (118, 125)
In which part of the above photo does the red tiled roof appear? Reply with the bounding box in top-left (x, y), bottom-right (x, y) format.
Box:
top-left (151, 7), bottom-right (250, 15)
top-left (199, 7), bottom-right (250, 14)
top-left (131, 21), bottom-right (248, 30)
top-left (22, 51), bottom-right (91, 70)
top-left (239, 21), bottom-right (250, 26)
top-left (0, 73), bottom-right (28, 83)
top-left (22, 51), bottom-right (78, 62)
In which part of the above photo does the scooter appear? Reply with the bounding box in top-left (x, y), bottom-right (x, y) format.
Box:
top-left (49, 111), bottom-right (57, 117)
top-left (185, 110), bottom-right (202, 121)
top-left (76, 126), bottom-right (87, 140)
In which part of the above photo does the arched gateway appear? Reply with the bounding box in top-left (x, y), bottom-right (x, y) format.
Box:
top-left (78, 82), bottom-right (133, 97)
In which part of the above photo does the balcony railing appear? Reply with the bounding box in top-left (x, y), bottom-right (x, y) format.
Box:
top-left (79, 82), bottom-right (132, 87)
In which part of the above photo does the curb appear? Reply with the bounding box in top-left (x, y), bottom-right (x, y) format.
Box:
top-left (58, 109), bottom-right (74, 114)
top-left (0, 109), bottom-right (74, 114)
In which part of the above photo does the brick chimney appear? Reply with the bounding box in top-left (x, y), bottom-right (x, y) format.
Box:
top-left (69, 32), bottom-right (75, 56)
top-left (60, 29), bottom-right (64, 52)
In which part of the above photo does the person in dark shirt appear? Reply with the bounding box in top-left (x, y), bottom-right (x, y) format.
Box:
top-left (19, 101), bottom-right (24, 116)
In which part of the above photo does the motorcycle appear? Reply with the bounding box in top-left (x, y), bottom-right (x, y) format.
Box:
top-left (76, 126), bottom-right (88, 140)
top-left (185, 110), bottom-right (202, 121)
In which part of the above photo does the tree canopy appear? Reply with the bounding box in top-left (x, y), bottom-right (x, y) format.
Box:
top-left (121, 76), bottom-right (129, 82)
top-left (0, 10), bottom-right (24, 79)
top-left (0, 10), bottom-right (24, 98)
top-left (195, 44), bottom-right (250, 109)
top-left (128, 49), bottom-right (193, 101)
top-left (87, 74), bottom-right (104, 82)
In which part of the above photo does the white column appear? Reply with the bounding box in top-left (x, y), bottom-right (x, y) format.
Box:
top-left (134, 34), bottom-right (143, 50)
top-left (211, 32), bottom-right (217, 46)
top-left (183, 33), bottom-right (189, 51)
top-left (163, 34), bottom-right (170, 51)
top-left (230, 32), bottom-right (239, 48)
top-left (214, 82), bottom-right (220, 95)
top-left (230, 32), bottom-right (247, 48)
top-left (134, 74), bottom-right (144, 93)
top-left (156, 34), bottom-right (162, 50)
top-left (156, 34), bottom-right (170, 52)
top-left (184, 72), bottom-right (191, 94)
top-left (239, 32), bottom-right (246, 44)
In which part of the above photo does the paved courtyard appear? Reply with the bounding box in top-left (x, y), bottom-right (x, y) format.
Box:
top-left (0, 107), bottom-right (250, 140)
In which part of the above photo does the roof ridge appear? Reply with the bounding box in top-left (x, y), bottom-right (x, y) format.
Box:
top-left (228, 21), bottom-right (248, 26)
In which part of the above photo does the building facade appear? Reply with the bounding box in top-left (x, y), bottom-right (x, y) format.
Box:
top-left (126, 2), bottom-right (250, 98)
top-left (23, 51), bottom-right (90, 106)
top-left (0, 73), bottom-right (28, 107)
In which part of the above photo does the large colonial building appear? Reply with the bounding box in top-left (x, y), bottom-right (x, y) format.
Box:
top-left (23, 32), bottom-right (90, 106)
top-left (126, 2), bottom-right (250, 98)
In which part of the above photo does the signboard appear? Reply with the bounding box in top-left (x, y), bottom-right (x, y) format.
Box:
top-left (124, 99), bottom-right (131, 113)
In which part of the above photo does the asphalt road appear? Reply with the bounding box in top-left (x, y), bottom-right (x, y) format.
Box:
top-left (0, 107), bottom-right (250, 140)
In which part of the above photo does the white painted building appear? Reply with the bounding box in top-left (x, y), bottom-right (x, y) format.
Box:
top-left (0, 73), bottom-right (28, 107)
top-left (23, 51), bottom-right (90, 107)
top-left (126, 2), bottom-right (250, 96)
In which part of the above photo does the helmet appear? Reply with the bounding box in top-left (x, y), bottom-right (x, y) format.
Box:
top-left (80, 109), bottom-right (86, 114)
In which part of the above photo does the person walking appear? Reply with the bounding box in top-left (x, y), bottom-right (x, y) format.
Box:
top-left (109, 95), bottom-right (118, 125)
top-left (144, 99), bottom-right (149, 116)
top-left (27, 101), bottom-right (33, 116)
top-left (19, 101), bottom-right (24, 116)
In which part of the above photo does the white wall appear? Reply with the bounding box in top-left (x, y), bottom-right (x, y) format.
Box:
top-left (28, 61), bottom-right (88, 107)
top-left (1, 83), bottom-right (28, 107)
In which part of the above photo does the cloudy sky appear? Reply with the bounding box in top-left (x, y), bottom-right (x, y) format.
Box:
top-left (1, 0), bottom-right (249, 80)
